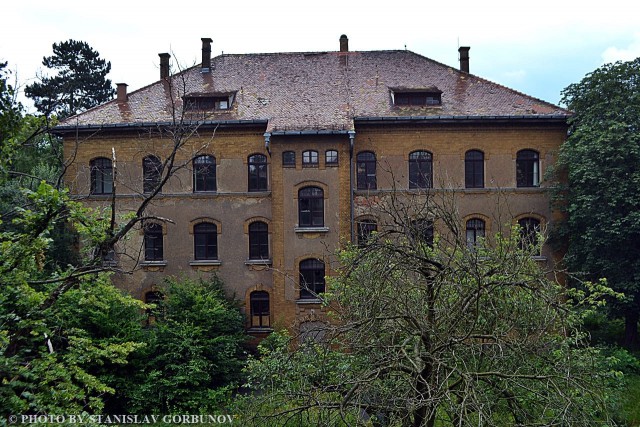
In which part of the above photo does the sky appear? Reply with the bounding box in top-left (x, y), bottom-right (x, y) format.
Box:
top-left (2, 0), bottom-right (639, 111)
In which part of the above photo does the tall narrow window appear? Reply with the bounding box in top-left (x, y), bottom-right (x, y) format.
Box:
top-left (465, 150), bottom-right (484, 189)
top-left (299, 259), bottom-right (325, 299)
top-left (248, 154), bottom-right (268, 191)
top-left (356, 151), bottom-right (377, 190)
top-left (145, 291), bottom-right (165, 324)
top-left (194, 222), bottom-right (218, 260)
top-left (409, 150), bottom-right (433, 189)
top-left (466, 218), bottom-right (486, 248)
top-left (298, 186), bottom-right (324, 227)
top-left (283, 151), bottom-right (296, 167)
top-left (249, 221), bottom-right (269, 260)
top-left (516, 150), bottom-right (540, 187)
top-left (518, 217), bottom-right (541, 252)
top-left (250, 291), bottom-right (270, 328)
top-left (357, 219), bottom-right (377, 247)
top-left (143, 155), bottom-right (162, 193)
top-left (193, 155), bottom-right (216, 192)
top-left (90, 157), bottom-right (113, 195)
top-left (410, 219), bottom-right (434, 247)
top-left (325, 150), bottom-right (338, 166)
top-left (144, 223), bottom-right (164, 261)
top-left (302, 150), bottom-right (319, 167)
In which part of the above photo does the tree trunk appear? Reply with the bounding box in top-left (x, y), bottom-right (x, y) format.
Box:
top-left (623, 310), bottom-right (640, 350)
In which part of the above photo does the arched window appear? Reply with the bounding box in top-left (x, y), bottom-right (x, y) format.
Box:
top-left (325, 150), bottom-right (338, 166)
top-left (193, 155), bottom-right (216, 192)
top-left (302, 150), bottom-right (319, 167)
top-left (518, 217), bottom-right (541, 253)
top-left (193, 222), bottom-right (218, 260)
top-left (143, 155), bottom-right (162, 193)
top-left (298, 186), bottom-right (324, 227)
top-left (357, 219), bottom-right (377, 247)
top-left (356, 151), bottom-right (377, 190)
top-left (144, 223), bottom-right (164, 261)
top-left (282, 151), bottom-right (296, 167)
top-left (516, 150), bottom-right (540, 187)
top-left (250, 291), bottom-right (270, 328)
top-left (249, 221), bottom-right (269, 260)
top-left (248, 154), bottom-right (268, 191)
top-left (299, 259), bottom-right (325, 299)
top-left (90, 157), bottom-right (113, 195)
top-left (409, 150), bottom-right (433, 189)
top-left (466, 218), bottom-right (486, 248)
top-left (465, 150), bottom-right (484, 188)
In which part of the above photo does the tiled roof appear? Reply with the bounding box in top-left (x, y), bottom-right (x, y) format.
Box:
top-left (60, 49), bottom-right (570, 132)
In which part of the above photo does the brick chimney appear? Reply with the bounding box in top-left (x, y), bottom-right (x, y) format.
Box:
top-left (159, 53), bottom-right (170, 80)
top-left (458, 46), bottom-right (470, 73)
top-left (201, 37), bottom-right (213, 73)
top-left (116, 83), bottom-right (128, 102)
top-left (340, 34), bottom-right (349, 52)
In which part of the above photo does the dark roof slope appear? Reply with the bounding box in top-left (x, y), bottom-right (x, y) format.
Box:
top-left (61, 49), bottom-right (570, 132)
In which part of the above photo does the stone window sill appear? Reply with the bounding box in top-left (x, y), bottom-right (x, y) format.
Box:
top-left (294, 226), bottom-right (329, 233)
top-left (189, 260), bottom-right (222, 266)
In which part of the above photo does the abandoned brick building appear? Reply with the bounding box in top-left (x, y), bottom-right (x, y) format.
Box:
top-left (55, 35), bottom-right (570, 338)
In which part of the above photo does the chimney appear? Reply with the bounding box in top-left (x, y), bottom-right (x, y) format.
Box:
top-left (116, 83), bottom-right (128, 102)
top-left (339, 34), bottom-right (349, 52)
top-left (159, 53), bottom-right (170, 79)
top-left (201, 37), bottom-right (213, 72)
top-left (458, 46), bottom-right (470, 73)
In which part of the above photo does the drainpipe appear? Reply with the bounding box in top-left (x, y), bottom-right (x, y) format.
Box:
top-left (264, 132), bottom-right (271, 156)
top-left (348, 130), bottom-right (356, 243)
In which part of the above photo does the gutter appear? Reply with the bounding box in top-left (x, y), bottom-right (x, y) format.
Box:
top-left (52, 119), bottom-right (269, 135)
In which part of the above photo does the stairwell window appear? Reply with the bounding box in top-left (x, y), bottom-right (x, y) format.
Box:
top-left (516, 150), bottom-right (540, 187)
top-left (465, 150), bottom-right (484, 189)
top-left (283, 151), bottom-right (296, 167)
top-left (466, 218), bottom-right (486, 248)
top-left (298, 186), bottom-right (324, 227)
top-left (193, 222), bottom-right (218, 260)
top-left (250, 291), bottom-right (270, 328)
top-left (356, 151), bottom-right (377, 190)
top-left (144, 223), bottom-right (164, 261)
top-left (299, 259), bottom-right (325, 299)
top-left (90, 157), bottom-right (113, 195)
top-left (248, 221), bottom-right (269, 260)
top-left (248, 154), bottom-right (268, 191)
top-left (409, 150), bottom-right (433, 189)
top-left (143, 155), bottom-right (163, 193)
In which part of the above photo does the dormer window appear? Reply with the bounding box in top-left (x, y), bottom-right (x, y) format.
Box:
top-left (183, 93), bottom-right (235, 111)
top-left (392, 89), bottom-right (442, 107)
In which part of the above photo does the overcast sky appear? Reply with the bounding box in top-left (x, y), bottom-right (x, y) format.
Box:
top-left (2, 0), bottom-right (639, 111)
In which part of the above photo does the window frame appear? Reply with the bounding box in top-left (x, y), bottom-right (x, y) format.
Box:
top-left (298, 186), bottom-right (324, 228)
top-left (356, 151), bottom-right (377, 190)
top-left (325, 149), bottom-right (338, 166)
top-left (409, 150), bottom-right (433, 189)
top-left (193, 222), bottom-right (218, 261)
top-left (248, 221), bottom-right (269, 260)
top-left (299, 259), bottom-right (326, 299)
top-left (248, 154), bottom-right (268, 192)
top-left (282, 151), bottom-right (296, 168)
top-left (465, 218), bottom-right (486, 248)
top-left (193, 155), bottom-right (217, 192)
top-left (464, 150), bottom-right (484, 189)
top-left (357, 219), bottom-right (377, 247)
top-left (143, 155), bottom-right (163, 194)
top-left (516, 149), bottom-right (540, 188)
top-left (144, 223), bottom-right (164, 261)
top-left (394, 91), bottom-right (442, 106)
top-left (518, 217), bottom-right (541, 253)
top-left (90, 157), bottom-right (113, 195)
top-left (250, 291), bottom-right (270, 328)
top-left (410, 219), bottom-right (434, 247)
top-left (302, 150), bottom-right (319, 167)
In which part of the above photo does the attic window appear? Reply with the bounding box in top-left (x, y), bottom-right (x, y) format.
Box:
top-left (393, 91), bottom-right (442, 106)
top-left (183, 93), bottom-right (234, 111)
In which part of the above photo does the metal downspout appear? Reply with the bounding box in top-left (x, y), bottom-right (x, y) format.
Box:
top-left (348, 130), bottom-right (356, 243)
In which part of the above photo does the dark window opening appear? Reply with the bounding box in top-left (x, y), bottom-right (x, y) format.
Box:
top-left (466, 218), bottom-right (486, 248)
top-left (298, 186), bottom-right (324, 227)
top-left (193, 155), bottom-right (216, 192)
top-left (518, 217), bottom-right (541, 253)
top-left (143, 155), bottom-right (163, 193)
top-left (356, 151), bottom-right (377, 190)
top-left (250, 291), bottom-right (270, 328)
top-left (357, 219), bottom-right (377, 247)
top-left (248, 154), bottom-right (268, 191)
top-left (144, 223), bottom-right (164, 261)
top-left (465, 150), bottom-right (484, 189)
top-left (299, 259), bottom-right (325, 299)
top-left (409, 151), bottom-right (433, 189)
top-left (516, 150), bottom-right (540, 187)
top-left (394, 91), bottom-right (442, 106)
top-left (249, 221), bottom-right (269, 260)
top-left (183, 95), bottom-right (232, 111)
top-left (410, 219), bottom-right (434, 247)
top-left (90, 157), bottom-right (113, 195)
top-left (194, 222), bottom-right (218, 260)
top-left (283, 151), bottom-right (296, 167)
